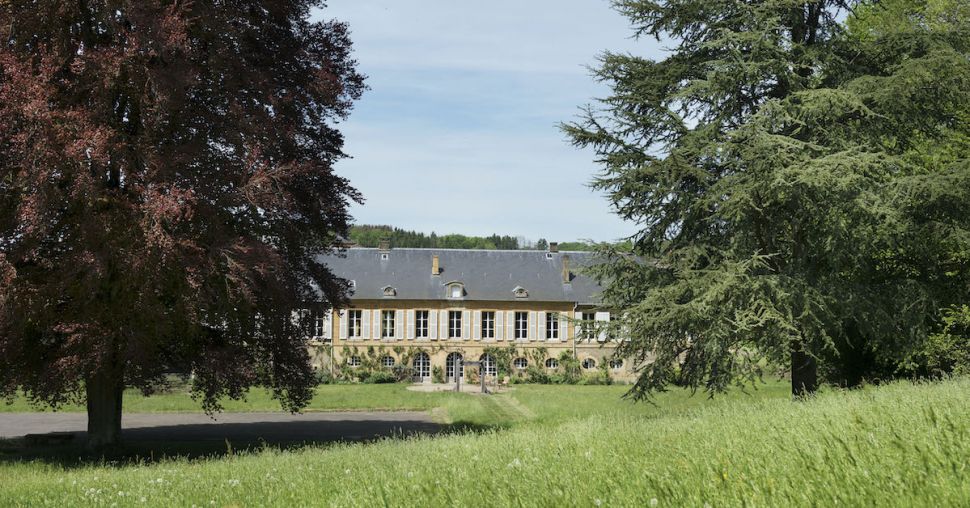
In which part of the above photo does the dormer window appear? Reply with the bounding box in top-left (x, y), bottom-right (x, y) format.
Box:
top-left (512, 286), bottom-right (529, 299)
top-left (380, 253), bottom-right (389, 260)
top-left (445, 281), bottom-right (465, 299)
top-left (349, 280), bottom-right (356, 292)
top-left (382, 286), bottom-right (397, 297)
top-left (545, 252), bottom-right (553, 260)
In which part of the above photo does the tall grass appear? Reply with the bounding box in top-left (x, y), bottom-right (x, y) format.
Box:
top-left (1, 378), bottom-right (967, 506)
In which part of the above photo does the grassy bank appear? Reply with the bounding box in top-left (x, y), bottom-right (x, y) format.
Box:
top-left (1, 379), bottom-right (967, 506)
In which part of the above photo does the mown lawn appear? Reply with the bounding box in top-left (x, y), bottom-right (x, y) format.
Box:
top-left (1, 380), bottom-right (793, 429)
top-left (1, 378), bottom-right (968, 506)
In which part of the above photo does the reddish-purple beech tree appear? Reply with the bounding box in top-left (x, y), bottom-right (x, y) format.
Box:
top-left (0, 1), bottom-right (365, 450)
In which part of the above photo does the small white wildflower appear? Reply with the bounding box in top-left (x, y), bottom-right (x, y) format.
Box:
top-left (140, 497), bottom-right (147, 503)
top-left (344, 469), bottom-right (351, 475)
top-left (650, 498), bottom-right (658, 507)
top-left (227, 479), bottom-right (240, 487)
top-left (594, 499), bottom-right (602, 506)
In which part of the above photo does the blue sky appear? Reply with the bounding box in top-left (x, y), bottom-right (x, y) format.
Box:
top-left (313, 1), bottom-right (663, 243)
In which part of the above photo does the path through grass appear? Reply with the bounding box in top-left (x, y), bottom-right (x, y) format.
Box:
top-left (1, 379), bottom-right (967, 506)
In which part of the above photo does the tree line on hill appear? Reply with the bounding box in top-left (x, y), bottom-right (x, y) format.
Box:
top-left (348, 225), bottom-right (597, 251)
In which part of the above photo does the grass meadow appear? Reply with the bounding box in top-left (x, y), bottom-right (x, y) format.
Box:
top-left (1, 378), bottom-right (968, 506)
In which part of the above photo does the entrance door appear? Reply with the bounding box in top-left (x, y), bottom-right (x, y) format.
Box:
top-left (412, 352), bottom-right (431, 382)
top-left (446, 352), bottom-right (464, 382)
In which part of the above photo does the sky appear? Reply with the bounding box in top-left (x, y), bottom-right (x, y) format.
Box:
top-left (312, 1), bottom-right (664, 243)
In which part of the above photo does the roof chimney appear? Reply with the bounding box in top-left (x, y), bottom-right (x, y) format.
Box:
top-left (378, 238), bottom-right (391, 252)
top-left (561, 255), bottom-right (571, 283)
top-left (549, 242), bottom-right (559, 253)
top-left (432, 254), bottom-right (440, 276)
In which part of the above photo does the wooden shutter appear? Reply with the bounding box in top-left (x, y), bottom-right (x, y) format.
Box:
top-left (462, 310), bottom-right (470, 340)
top-left (560, 312), bottom-right (568, 342)
top-left (538, 312), bottom-right (547, 341)
top-left (429, 310), bottom-right (438, 340)
top-left (528, 312), bottom-right (537, 341)
top-left (506, 311), bottom-right (514, 341)
top-left (473, 311), bottom-right (481, 340)
top-left (395, 310), bottom-right (404, 340)
top-left (495, 311), bottom-right (504, 341)
top-left (440, 311), bottom-right (449, 340)
top-left (361, 310), bottom-right (370, 340)
top-left (339, 310), bottom-right (348, 340)
top-left (406, 310), bottom-right (415, 340)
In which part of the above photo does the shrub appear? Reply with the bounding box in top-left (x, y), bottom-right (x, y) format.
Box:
top-left (432, 365), bottom-right (445, 384)
top-left (364, 370), bottom-right (399, 384)
top-left (914, 305), bottom-right (970, 377)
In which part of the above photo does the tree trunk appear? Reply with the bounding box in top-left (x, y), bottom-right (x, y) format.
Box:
top-left (791, 346), bottom-right (818, 398)
top-left (85, 369), bottom-right (124, 452)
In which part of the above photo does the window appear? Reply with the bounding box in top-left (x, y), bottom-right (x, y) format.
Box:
top-left (581, 312), bottom-right (595, 341)
top-left (609, 359), bottom-right (624, 370)
top-left (412, 352), bottom-right (430, 379)
top-left (348, 310), bottom-right (363, 338)
top-left (446, 352), bottom-right (464, 380)
top-left (545, 358), bottom-right (559, 369)
top-left (480, 354), bottom-right (497, 377)
top-left (512, 286), bottom-right (528, 299)
top-left (448, 310), bottom-right (462, 339)
top-left (381, 310), bottom-right (395, 338)
top-left (382, 286), bottom-right (396, 297)
top-left (313, 314), bottom-right (327, 339)
top-left (380, 253), bottom-right (389, 260)
top-left (545, 312), bottom-right (559, 340)
top-left (348, 355), bottom-right (361, 367)
top-left (513, 358), bottom-right (528, 370)
top-left (514, 311), bottom-right (528, 340)
top-left (415, 310), bottom-right (429, 338)
top-left (349, 280), bottom-right (356, 291)
top-left (450, 285), bottom-right (463, 298)
top-left (582, 358), bottom-right (597, 370)
top-left (381, 356), bottom-right (396, 368)
top-left (481, 311), bottom-right (495, 339)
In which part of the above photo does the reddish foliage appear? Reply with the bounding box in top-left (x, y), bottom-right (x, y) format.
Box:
top-left (0, 1), bottom-right (365, 413)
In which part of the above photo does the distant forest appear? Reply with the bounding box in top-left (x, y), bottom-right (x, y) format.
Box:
top-left (348, 225), bottom-right (596, 251)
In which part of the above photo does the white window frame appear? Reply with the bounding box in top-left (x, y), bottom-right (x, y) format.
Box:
top-left (514, 311), bottom-right (528, 340)
top-left (415, 310), bottom-right (429, 338)
top-left (348, 355), bottom-right (361, 367)
top-left (381, 310), bottom-right (396, 339)
top-left (448, 310), bottom-right (462, 339)
top-left (348, 310), bottom-right (363, 338)
top-left (481, 311), bottom-right (495, 339)
top-left (545, 358), bottom-right (559, 369)
top-left (545, 312), bottom-right (559, 340)
top-left (581, 312), bottom-right (596, 341)
top-left (513, 357), bottom-right (528, 370)
top-left (582, 358), bottom-right (597, 370)
top-left (381, 355), bottom-right (396, 368)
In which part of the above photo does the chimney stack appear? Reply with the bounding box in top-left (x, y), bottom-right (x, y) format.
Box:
top-left (561, 255), bottom-right (571, 283)
top-left (378, 238), bottom-right (391, 252)
top-left (432, 254), bottom-right (440, 276)
top-left (549, 242), bottom-right (559, 253)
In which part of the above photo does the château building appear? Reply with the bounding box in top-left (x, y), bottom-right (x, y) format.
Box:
top-left (308, 242), bottom-right (630, 382)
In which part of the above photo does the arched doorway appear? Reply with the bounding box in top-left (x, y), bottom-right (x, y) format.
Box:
top-left (412, 352), bottom-right (431, 382)
top-left (479, 353), bottom-right (497, 379)
top-left (446, 352), bottom-right (464, 382)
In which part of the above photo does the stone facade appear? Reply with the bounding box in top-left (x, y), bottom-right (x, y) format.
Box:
top-left (309, 246), bottom-right (631, 383)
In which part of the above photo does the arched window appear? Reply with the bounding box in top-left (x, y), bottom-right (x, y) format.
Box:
top-left (348, 355), bottom-right (362, 367)
top-left (446, 352), bottom-right (464, 381)
top-left (513, 358), bottom-right (528, 370)
top-left (479, 354), bottom-right (497, 378)
top-left (545, 358), bottom-right (559, 369)
top-left (381, 355), bottom-right (396, 368)
top-left (609, 359), bottom-right (624, 370)
top-left (582, 358), bottom-right (596, 370)
top-left (412, 352), bottom-right (431, 379)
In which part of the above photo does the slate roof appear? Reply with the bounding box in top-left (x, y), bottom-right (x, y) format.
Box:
top-left (315, 248), bottom-right (602, 304)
